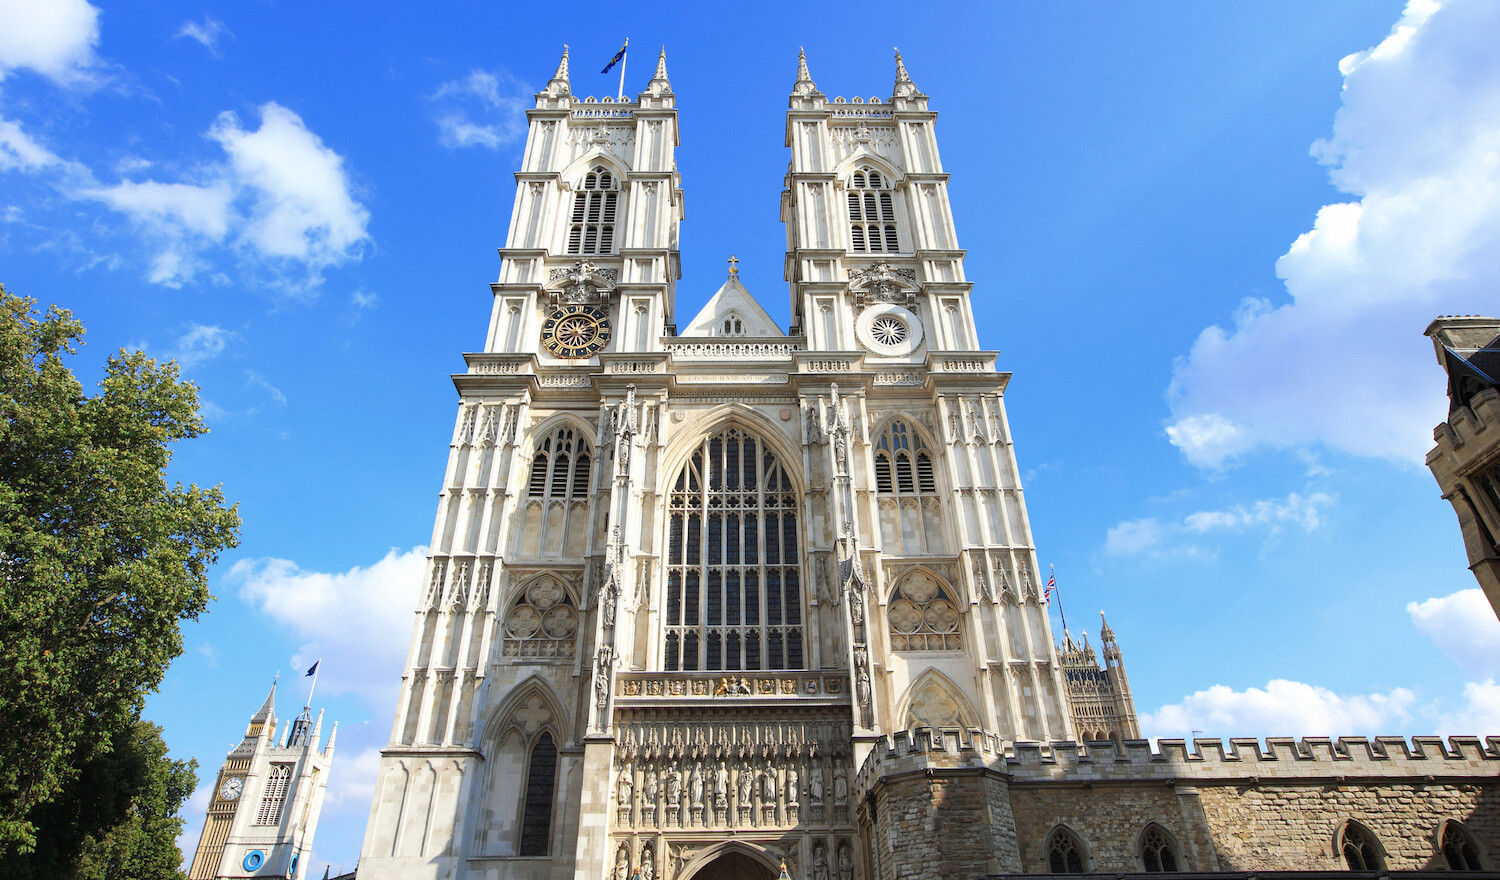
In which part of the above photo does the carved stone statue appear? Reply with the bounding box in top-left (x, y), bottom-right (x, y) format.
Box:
top-left (810, 767), bottom-right (825, 803)
top-left (833, 764), bottom-right (848, 804)
top-left (615, 847), bottom-right (630, 880)
top-left (813, 842), bottom-right (829, 880)
top-left (737, 762), bottom-right (753, 804)
top-left (665, 764), bottom-right (682, 806)
top-left (785, 767), bottom-right (799, 805)
top-left (641, 843), bottom-right (656, 880)
top-left (617, 764), bottom-right (633, 806)
top-left (838, 841), bottom-right (853, 880)
top-left (594, 646), bottom-right (613, 711)
top-left (760, 766), bottom-right (777, 803)
top-left (689, 762), bottom-right (704, 808)
top-left (645, 767), bottom-right (659, 804)
top-left (713, 761), bottom-right (728, 808)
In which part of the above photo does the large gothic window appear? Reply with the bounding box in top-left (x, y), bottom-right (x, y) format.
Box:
top-left (1340, 821), bottom-right (1384, 871)
top-left (1046, 827), bottom-right (1086, 873)
top-left (567, 166), bottom-right (619, 255)
top-left (847, 166), bottom-right (898, 254)
top-left (517, 732), bottom-right (558, 856)
top-left (1442, 820), bottom-right (1485, 871)
top-left (255, 763), bottom-right (293, 825)
top-left (1140, 825), bottom-right (1180, 872)
top-left (665, 427), bottom-right (803, 671)
top-left (873, 420), bottom-right (944, 555)
top-left (517, 425), bottom-right (592, 558)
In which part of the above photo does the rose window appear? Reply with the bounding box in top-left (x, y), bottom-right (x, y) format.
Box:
top-left (504, 577), bottom-right (578, 658)
top-left (888, 571), bottom-right (962, 652)
top-left (870, 315), bottom-right (908, 346)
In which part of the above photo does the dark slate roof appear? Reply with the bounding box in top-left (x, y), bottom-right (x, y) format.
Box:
top-left (1443, 338), bottom-right (1500, 413)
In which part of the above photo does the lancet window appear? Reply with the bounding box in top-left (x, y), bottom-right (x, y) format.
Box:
top-left (873, 419), bottom-right (944, 554)
top-left (518, 424), bottom-right (592, 558)
top-left (1140, 825), bottom-right (1180, 872)
top-left (664, 427), bottom-right (803, 672)
top-left (1340, 822), bottom-right (1383, 871)
top-left (874, 420), bottom-right (936, 496)
top-left (1442, 820), bottom-right (1484, 871)
top-left (847, 166), bottom-right (899, 254)
top-left (721, 313), bottom-right (746, 336)
top-left (502, 577), bottom-right (579, 659)
top-left (566, 166), bottom-right (619, 255)
top-left (527, 426), bottom-right (592, 500)
top-left (255, 763), bottom-right (293, 825)
top-left (517, 732), bottom-right (558, 856)
top-left (887, 571), bottom-right (961, 652)
top-left (1046, 827), bottom-right (1086, 873)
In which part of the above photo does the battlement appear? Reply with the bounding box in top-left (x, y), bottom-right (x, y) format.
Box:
top-left (855, 727), bottom-right (1500, 795)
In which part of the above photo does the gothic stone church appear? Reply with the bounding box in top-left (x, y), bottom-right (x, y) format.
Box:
top-left (353, 48), bottom-right (1500, 880)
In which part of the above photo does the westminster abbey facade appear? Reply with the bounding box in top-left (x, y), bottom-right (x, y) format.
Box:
top-left (352, 48), bottom-right (1500, 880)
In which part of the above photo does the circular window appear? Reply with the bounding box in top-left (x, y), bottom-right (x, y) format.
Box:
top-left (855, 304), bottom-right (923, 356)
top-left (243, 850), bottom-right (266, 872)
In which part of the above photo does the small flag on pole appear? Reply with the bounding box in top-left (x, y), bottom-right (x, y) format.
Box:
top-left (305, 659), bottom-right (320, 677)
top-left (1044, 567), bottom-right (1056, 602)
top-left (601, 40), bottom-right (628, 74)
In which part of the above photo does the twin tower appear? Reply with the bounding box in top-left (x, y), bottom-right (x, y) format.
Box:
top-left (349, 47), bottom-right (1133, 880)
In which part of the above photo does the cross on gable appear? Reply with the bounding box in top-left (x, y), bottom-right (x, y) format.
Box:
top-left (727, 255), bottom-right (739, 275)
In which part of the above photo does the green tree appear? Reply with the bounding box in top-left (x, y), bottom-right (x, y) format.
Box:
top-left (0, 285), bottom-right (240, 856)
top-left (4, 718), bottom-right (199, 880)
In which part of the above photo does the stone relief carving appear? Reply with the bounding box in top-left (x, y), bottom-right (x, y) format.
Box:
top-left (848, 261), bottom-right (919, 313)
top-left (546, 258), bottom-right (618, 307)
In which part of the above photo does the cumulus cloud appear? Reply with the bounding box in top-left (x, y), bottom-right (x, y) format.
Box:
top-left (1165, 0), bottom-right (1500, 468)
top-left (1408, 588), bottom-right (1500, 678)
top-left (171, 323), bottom-right (233, 371)
top-left (1142, 679), bottom-right (1416, 739)
top-left (430, 69), bottom-right (531, 149)
top-left (174, 17), bottom-right (230, 52)
top-left (1435, 679), bottom-right (1500, 735)
top-left (0, 0), bottom-right (101, 84)
top-left (230, 547), bottom-right (426, 707)
top-left (1105, 491), bottom-right (1333, 556)
top-left (83, 102), bottom-right (370, 289)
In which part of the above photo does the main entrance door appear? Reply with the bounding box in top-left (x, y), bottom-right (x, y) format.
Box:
top-left (687, 852), bottom-right (776, 880)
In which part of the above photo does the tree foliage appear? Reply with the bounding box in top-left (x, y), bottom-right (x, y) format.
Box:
top-left (0, 285), bottom-right (240, 855)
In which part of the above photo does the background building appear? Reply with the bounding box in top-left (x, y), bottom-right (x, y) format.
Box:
top-left (351, 49), bottom-right (1500, 880)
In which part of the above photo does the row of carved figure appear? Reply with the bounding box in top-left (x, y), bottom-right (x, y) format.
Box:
top-left (614, 757), bottom-right (852, 828)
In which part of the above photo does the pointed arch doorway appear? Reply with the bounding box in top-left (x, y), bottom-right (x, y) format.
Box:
top-left (685, 852), bottom-right (776, 880)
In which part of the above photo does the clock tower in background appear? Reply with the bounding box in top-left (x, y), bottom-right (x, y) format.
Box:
top-left (189, 679), bottom-right (336, 880)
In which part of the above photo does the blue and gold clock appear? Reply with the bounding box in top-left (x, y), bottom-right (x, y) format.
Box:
top-left (540, 304), bottom-right (611, 359)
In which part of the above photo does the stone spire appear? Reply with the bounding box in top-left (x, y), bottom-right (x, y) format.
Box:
top-left (245, 675), bottom-right (278, 738)
top-left (893, 47), bottom-right (920, 98)
top-left (793, 47), bottom-right (818, 97)
top-left (545, 44), bottom-right (572, 98)
top-left (645, 45), bottom-right (672, 96)
top-left (1099, 609), bottom-right (1116, 642)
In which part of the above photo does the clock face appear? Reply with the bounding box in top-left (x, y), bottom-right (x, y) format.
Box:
top-left (540, 304), bottom-right (611, 359)
top-left (220, 775), bottom-right (244, 801)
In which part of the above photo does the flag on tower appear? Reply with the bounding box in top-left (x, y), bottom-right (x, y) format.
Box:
top-left (1044, 567), bottom-right (1056, 602)
top-left (305, 659), bottom-right (320, 677)
top-left (601, 40), bottom-right (628, 74)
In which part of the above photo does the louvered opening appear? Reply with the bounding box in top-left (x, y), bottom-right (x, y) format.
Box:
top-left (851, 226), bottom-right (866, 252)
top-left (868, 170), bottom-right (883, 187)
top-left (598, 224), bottom-right (613, 253)
top-left (883, 224), bottom-right (899, 252)
top-left (566, 227), bottom-right (582, 254)
top-left (528, 454), bottom-right (548, 496)
top-left (549, 454), bottom-right (570, 495)
top-left (852, 171), bottom-right (866, 188)
top-left (583, 225), bottom-right (600, 254)
top-left (585, 192), bottom-right (602, 223)
top-left (896, 455), bottom-right (915, 493)
top-left (572, 456), bottom-right (591, 497)
top-left (570, 193), bottom-right (587, 223)
top-left (597, 170), bottom-right (612, 188)
top-left (846, 192), bottom-right (860, 219)
top-left (879, 192), bottom-right (894, 222)
top-left (601, 192), bottom-right (617, 222)
top-left (916, 453), bottom-right (936, 493)
top-left (863, 192), bottom-right (878, 220)
top-left (875, 455), bottom-right (893, 494)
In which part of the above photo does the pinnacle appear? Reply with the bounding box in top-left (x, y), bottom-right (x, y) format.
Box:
top-left (553, 44), bottom-right (571, 84)
top-left (251, 675), bottom-right (277, 723)
top-left (796, 47), bottom-right (813, 83)
top-left (892, 47), bottom-right (920, 98)
top-left (894, 47), bottom-right (911, 83)
top-left (652, 46), bottom-right (669, 84)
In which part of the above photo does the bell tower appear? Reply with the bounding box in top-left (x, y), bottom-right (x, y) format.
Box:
top-left (189, 679), bottom-right (335, 880)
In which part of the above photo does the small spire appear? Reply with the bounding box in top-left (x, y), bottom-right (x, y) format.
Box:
top-left (251, 675), bottom-right (278, 724)
top-left (894, 47), bottom-right (911, 83)
top-left (1099, 609), bottom-right (1116, 640)
top-left (545, 45), bottom-right (572, 98)
top-left (644, 45), bottom-right (672, 97)
top-left (554, 44), bottom-right (571, 82)
top-left (793, 47), bottom-right (818, 97)
top-left (326, 720), bottom-right (339, 753)
top-left (653, 46), bottom-right (669, 82)
top-left (892, 47), bottom-right (920, 98)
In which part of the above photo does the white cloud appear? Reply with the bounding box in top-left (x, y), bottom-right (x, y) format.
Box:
top-left (0, 117), bottom-right (64, 171)
top-left (172, 324), bottom-right (233, 371)
top-left (1435, 679), bottom-right (1500, 735)
top-left (0, 0), bottom-right (101, 84)
top-left (1408, 588), bottom-right (1500, 678)
top-left (244, 370), bottom-right (286, 405)
top-left (175, 17), bottom-right (229, 52)
top-left (84, 102), bottom-right (370, 289)
top-left (430, 69), bottom-right (531, 149)
top-left (230, 547), bottom-right (427, 707)
top-left (350, 289), bottom-right (379, 310)
top-left (1183, 491), bottom-right (1334, 533)
top-left (1165, 0), bottom-right (1500, 468)
top-left (1105, 518), bottom-right (1163, 556)
top-left (1142, 679), bottom-right (1416, 739)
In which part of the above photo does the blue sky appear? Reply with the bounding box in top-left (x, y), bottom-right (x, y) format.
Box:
top-left (4, 0), bottom-right (1500, 874)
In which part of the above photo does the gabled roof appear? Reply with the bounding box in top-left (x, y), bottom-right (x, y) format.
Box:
top-left (679, 269), bottom-right (785, 338)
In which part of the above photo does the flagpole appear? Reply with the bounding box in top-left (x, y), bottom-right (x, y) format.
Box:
top-left (617, 38), bottom-right (628, 102)
top-left (304, 659), bottom-right (321, 709)
top-left (1051, 564), bottom-right (1069, 635)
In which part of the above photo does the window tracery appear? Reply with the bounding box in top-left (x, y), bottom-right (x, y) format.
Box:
top-left (720, 314), bottom-right (746, 336)
top-left (873, 420), bottom-right (944, 554)
top-left (1140, 824), bottom-right (1179, 872)
top-left (255, 763), bottom-right (293, 825)
top-left (517, 732), bottom-right (558, 855)
top-left (518, 424), bottom-right (593, 558)
top-left (503, 577), bottom-right (579, 658)
top-left (888, 571), bottom-right (961, 652)
top-left (1442, 820), bottom-right (1485, 870)
top-left (847, 166), bottom-right (898, 254)
top-left (1341, 821), bottom-right (1383, 871)
top-left (1046, 827), bottom-right (1086, 873)
top-left (665, 427), bottom-right (803, 672)
top-left (567, 166), bottom-right (619, 255)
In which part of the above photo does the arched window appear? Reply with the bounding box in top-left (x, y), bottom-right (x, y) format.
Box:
top-left (888, 571), bottom-right (961, 652)
top-left (526, 426), bottom-right (592, 501)
top-left (566, 166), bottom-right (619, 255)
top-left (503, 577), bottom-right (579, 659)
top-left (665, 427), bottom-right (802, 671)
top-left (1141, 824), bottom-right (1180, 872)
top-left (720, 314), bottom-right (746, 337)
top-left (1046, 827), bottom-right (1086, 873)
top-left (1441, 820), bottom-right (1485, 871)
top-left (1340, 821), bottom-right (1383, 871)
top-left (517, 732), bottom-right (558, 856)
top-left (847, 166), bottom-right (898, 254)
top-left (255, 763), bottom-right (293, 825)
top-left (873, 420), bottom-right (936, 497)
